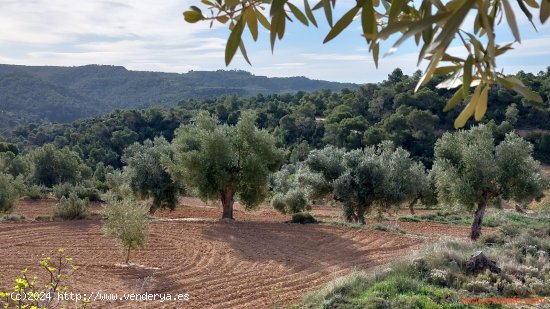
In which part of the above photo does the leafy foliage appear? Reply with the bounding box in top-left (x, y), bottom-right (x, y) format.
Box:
top-left (0, 142), bottom-right (18, 155)
top-left (24, 185), bottom-right (49, 200)
top-left (169, 111), bottom-right (284, 218)
top-left (103, 196), bottom-right (150, 264)
top-left (433, 125), bottom-right (544, 208)
top-left (291, 212), bottom-right (317, 224)
top-left (0, 151), bottom-right (31, 178)
top-left (432, 125), bottom-right (545, 239)
top-left (105, 170), bottom-right (134, 200)
top-left (0, 64), bottom-right (354, 126)
top-left (7, 68), bottom-right (550, 172)
top-left (185, 0), bottom-right (548, 126)
top-left (29, 144), bottom-right (86, 187)
top-left (0, 248), bottom-right (88, 309)
top-left (0, 172), bottom-right (19, 213)
top-left (52, 193), bottom-right (90, 220)
top-left (270, 164), bottom-right (312, 215)
top-left (299, 141), bottom-right (424, 223)
top-left (52, 182), bottom-right (102, 202)
top-left (271, 188), bottom-right (311, 215)
top-left (122, 137), bottom-right (182, 214)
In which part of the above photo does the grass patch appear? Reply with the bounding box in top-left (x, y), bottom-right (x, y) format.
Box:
top-left (320, 221), bottom-right (369, 229)
top-left (399, 216), bottom-right (422, 222)
top-left (488, 212), bottom-right (550, 228)
top-left (303, 271), bottom-right (467, 309)
top-left (298, 219), bottom-right (550, 308)
top-left (398, 211), bottom-right (470, 225)
top-left (399, 210), bottom-right (550, 229)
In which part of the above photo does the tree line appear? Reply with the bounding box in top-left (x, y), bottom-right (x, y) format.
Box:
top-left (0, 112), bottom-right (547, 242)
top-left (4, 68), bottom-right (550, 170)
top-left (0, 67), bottom-right (548, 241)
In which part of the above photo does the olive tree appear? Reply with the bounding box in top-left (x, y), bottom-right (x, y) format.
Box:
top-left (0, 152), bottom-right (31, 179)
top-left (298, 146), bottom-right (346, 202)
top-left (271, 189), bottom-right (311, 215)
top-left (105, 169), bottom-right (134, 200)
top-left (30, 144), bottom-right (84, 187)
top-left (169, 111), bottom-right (284, 220)
top-left (270, 164), bottom-right (312, 215)
top-left (402, 161), bottom-right (436, 215)
top-left (184, 0), bottom-right (547, 127)
top-left (299, 142), bottom-right (422, 223)
top-left (333, 147), bottom-right (385, 223)
top-left (0, 173), bottom-right (19, 213)
top-left (432, 125), bottom-right (545, 240)
top-left (103, 196), bottom-right (150, 264)
top-left (122, 137), bottom-right (181, 214)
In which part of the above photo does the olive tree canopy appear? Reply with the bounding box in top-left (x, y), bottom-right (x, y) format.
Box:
top-left (299, 141), bottom-right (426, 223)
top-left (169, 111), bottom-right (284, 219)
top-left (432, 125), bottom-right (545, 240)
top-left (122, 137), bottom-right (181, 214)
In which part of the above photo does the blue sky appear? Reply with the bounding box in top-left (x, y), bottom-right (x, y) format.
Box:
top-left (0, 0), bottom-right (549, 83)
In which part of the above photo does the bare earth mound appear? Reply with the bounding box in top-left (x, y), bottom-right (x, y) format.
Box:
top-left (1, 198), bottom-right (476, 308)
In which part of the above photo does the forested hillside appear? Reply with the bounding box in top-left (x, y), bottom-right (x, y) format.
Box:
top-left (2, 68), bottom-right (550, 170)
top-left (0, 64), bottom-right (356, 125)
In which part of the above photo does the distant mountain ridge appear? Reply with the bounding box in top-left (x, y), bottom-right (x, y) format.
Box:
top-left (0, 64), bottom-right (357, 125)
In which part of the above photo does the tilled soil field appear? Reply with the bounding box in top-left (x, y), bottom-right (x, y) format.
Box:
top-left (0, 198), bottom-right (475, 308)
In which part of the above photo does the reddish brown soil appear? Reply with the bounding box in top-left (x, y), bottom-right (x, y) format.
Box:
top-left (392, 221), bottom-right (477, 238)
top-left (0, 198), bottom-right (475, 308)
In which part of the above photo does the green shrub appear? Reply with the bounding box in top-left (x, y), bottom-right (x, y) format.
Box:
top-left (271, 188), bottom-right (311, 215)
top-left (0, 248), bottom-right (87, 308)
top-left (53, 182), bottom-right (101, 202)
top-left (271, 193), bottom-right (286, 214)
top-left (25, 185), bottom-right (49, 200)
top-left (0, 173), bottom-right (18, 213)
top-left (291, 212), bottom-right (317, 224)
top-left (52, 193), bottom-right (89, 219)
top-left (318, 273), bottom-right (462, 309)
top-left (103, 197), bottom-right (149, 264)
top-left (52, 182), bottom-right (73, 199)
top-left (1, 214), bottom-right (25, 221)
top-left (105, 170), bottom-right (134, 200)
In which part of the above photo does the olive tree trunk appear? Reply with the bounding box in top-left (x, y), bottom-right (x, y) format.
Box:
top-left (125, 248), bottom-right (131, 264)
top-left (221, 189), bottom-right (234, 220)
top-left (409, 202), bottom-right (416, 215)
top-left (149, 198), bottom-right (160, 215)
top-left (356, 213), bottom-right (366, 224)
top-left (471, 193), bottom-right (489, 241)
top-left (409, 196), bottom-right (419, 215)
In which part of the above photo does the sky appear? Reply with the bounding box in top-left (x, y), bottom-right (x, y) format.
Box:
top-left (0, 0), bottom-right (549, 83)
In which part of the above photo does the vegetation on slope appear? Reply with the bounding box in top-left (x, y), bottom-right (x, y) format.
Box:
top-left (299, 221), bottom-right (550, 308)
top-left (0, 64), bottom-right (356, 125)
